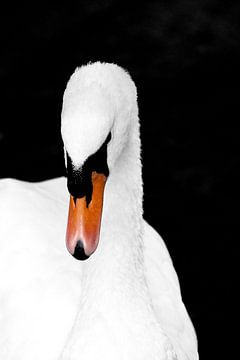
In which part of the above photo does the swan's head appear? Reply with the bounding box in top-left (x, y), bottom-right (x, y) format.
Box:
top-left (61, 62), bottom-right (137, 260)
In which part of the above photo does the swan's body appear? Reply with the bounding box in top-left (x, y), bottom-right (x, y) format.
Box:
top-left (0, 62), bottom-right (198, 360)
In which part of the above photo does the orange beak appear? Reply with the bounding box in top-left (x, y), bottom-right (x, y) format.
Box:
top-left (66, 171), bottom-right (107, 260)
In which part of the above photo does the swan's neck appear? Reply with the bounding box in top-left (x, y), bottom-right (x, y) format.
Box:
top-left (82, 119), bottom-right (146, 310)
top-left (61, 122), bottom-right (166, 359)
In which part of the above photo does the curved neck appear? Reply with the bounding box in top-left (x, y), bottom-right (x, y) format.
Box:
top-left (82, 118), bottom-right (144, 298)
top-left (61, 120), bottom-right (163, 359)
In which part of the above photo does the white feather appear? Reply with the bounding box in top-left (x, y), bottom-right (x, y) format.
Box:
top-left (0, 62), bottom-right (198, 360)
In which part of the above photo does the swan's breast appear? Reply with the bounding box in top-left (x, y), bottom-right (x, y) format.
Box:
top-left (0, 178), bottom-right (82, 360)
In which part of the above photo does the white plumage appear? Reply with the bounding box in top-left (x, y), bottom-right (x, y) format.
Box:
top-left (0, 62), bottom-right (198, 360)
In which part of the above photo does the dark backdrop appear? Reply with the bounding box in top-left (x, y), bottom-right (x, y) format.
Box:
top-left (0, 1), bottom-right (239, 359)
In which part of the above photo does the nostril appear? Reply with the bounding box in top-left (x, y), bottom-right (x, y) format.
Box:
top-left (73, 240), bottom-right (89, 261)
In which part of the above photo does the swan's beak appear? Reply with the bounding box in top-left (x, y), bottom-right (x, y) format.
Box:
top-left (66, 171), bottom-right (107, 260)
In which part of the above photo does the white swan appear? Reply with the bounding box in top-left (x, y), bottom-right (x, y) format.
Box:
top-left (0, 62), bottom-right (198, 360)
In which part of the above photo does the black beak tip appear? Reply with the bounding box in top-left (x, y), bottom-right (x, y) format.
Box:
top-left (72, 240), bottom-right (89, 261)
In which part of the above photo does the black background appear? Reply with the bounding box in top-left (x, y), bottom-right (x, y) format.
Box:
top-left (0, 1), bottom-right (239, 359)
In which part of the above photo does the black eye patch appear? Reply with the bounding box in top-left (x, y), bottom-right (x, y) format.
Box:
top-left (66, 132), bottom-right (111, 203)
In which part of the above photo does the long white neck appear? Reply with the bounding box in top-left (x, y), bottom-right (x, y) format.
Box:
top-left (61, 119), bottom-right (169, 360)
top-left (82, 117), bottom-right (144, 305)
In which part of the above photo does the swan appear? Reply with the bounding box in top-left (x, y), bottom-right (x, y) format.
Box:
top-left (0, 62), bottom-right (198, 360)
